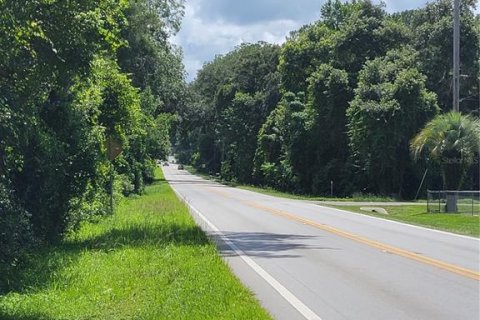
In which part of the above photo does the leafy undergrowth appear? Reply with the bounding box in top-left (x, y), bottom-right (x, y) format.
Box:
top-left (237, 185), bottom-right (397, 202)
top-left (0, 169), bottom-right (271, 320)
top-left (185, 166), bottom-right (396, 202)
top-left (330, 205), bottom-right (479, 237)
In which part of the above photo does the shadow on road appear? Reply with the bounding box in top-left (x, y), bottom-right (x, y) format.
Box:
top-left (214, 231), bottom-right (339, 259)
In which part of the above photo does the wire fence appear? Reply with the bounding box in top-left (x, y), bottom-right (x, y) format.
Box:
top-left (427, 190), bottom-right (480, 215)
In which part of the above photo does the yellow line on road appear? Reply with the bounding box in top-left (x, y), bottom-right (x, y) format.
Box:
top-left (204, 186), bottom-right (234, 198)
top-left (244, 201), bottom-right (480, 281)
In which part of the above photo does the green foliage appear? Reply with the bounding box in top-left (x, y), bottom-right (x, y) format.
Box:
top-left (302, 65), bottom-right (352, 194)
top-left (219, 92), bottom-right (269, 182)
top-left (279, 22), bottom-right (334, 93)
top-left (0, 183), bottom-right (33, 268)
top-left (90, 57), bottom-right (142, 141)
top-left (254, 93), bottom-right (304, 191)
top-left (67, 54), bottom-right (145, 211)
top-left (179, 42), bottom-right (281, 180)
top-left (332, 1), bottom-right (388, 74)
top-left (147, 113), bottom-right (175, 160)
top-left (398, 0), bottom-right (480, 113)
top-left (182, 0), bottom-right (479, 200)
top-left (321, 0), bottom-right (362, 30)
top-left (116, 0), bottom-right (186, 190)
top-left (347, 48), bottom-right (439, 196)
top-left (411, 112), bottom-right (480, 190)
top-left (0, 169), bottom-right (272, 319)
top-left (117, 0), bottom-right (185, 113)
top-left (0, 0), bottom-right (185, 264)
top-left (259, 64), bottom-right (352, 195)
top-left (0, 0), bottom-right (131, 245)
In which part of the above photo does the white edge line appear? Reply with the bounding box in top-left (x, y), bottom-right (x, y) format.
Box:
top-left (227, 184), bottom-right (478, 241)
top-left (168, 181), bottom-right (323, 320)
top-left (182, 171), bottom-right (479, 242)
top-left (313, 203), bottom-right (480, 242)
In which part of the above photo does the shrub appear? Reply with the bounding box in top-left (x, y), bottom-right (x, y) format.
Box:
top-left (0, 183), bottom-right (34, 268)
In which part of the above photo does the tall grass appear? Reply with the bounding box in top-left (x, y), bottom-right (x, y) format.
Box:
top-left (0, 169), bottom-right (271, 319)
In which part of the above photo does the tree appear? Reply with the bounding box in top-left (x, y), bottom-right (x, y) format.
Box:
top-left (219, 92), bottom-right (266, 182)
top-left (397, 0), bottom-right (479, 113)
top-left (347, 48), bottom-right (439, 196)
top-left (117, 0), bottom-right (185, 114)
top-left (0, 0), bottom-right (129, 243)
top-left (278, 22), bottom-right (334, 94)
top-left (331, 1), bottom-right (408, 79)
top-left (410, 112), bottom-right (480, 191)
top-left (0, 0), bottom-right (185, 265)
top-left (254, 92), bottom-right (304, 191)
top-left (180, 42), bottom-right (281, 181)
top-left (303, 64), bottom-right (352, 194)
top-left (321, 0), bottom-right (361, 30)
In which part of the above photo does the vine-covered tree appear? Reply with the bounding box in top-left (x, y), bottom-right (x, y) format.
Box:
top-left (180, 0), bottom-right (479, 198)
top-left (179, 42), bottom-right (281, 182)
top-left (395, 0), bottom-right (479, 113)
top-left (347, 49), bottom-right (439, 196)
top-left (0, 0), bottom-right (186, 272)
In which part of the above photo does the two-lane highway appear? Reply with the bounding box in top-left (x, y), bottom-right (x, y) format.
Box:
top-left (163, 165), bottom-right (480, 320)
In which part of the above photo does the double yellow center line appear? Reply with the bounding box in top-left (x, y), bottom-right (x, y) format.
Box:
top-left (205, 186), bottom-right (480, 281)
top-left (244, 201), bottom-right (480, 281)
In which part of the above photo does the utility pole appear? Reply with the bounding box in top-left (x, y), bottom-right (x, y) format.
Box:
top-left (453, 0), bottom-right (460, 112)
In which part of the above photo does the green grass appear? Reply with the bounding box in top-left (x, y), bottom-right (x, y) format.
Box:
top-left (237, 185), bottom-right (397, 202)
top-left (183, 166), bottom-right (479, 236)
top-left (328, 205), bottom-right (480, 237)
top-left (0, 169), bottom-right (271, 320)
top-left (185, 166), bottom-right (396, 202)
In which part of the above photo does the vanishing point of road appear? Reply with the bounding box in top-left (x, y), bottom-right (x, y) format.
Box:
top-left (163, 165), bottom-right (480, 320)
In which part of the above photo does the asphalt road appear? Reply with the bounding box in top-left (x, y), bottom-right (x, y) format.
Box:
top-left (163, 165), bottom-right (480, 320)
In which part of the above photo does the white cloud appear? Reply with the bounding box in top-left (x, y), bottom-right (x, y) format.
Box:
top-left (174, 0), bottom-right (479, 82)
top-left (173, 0), bottom-right (306, 81)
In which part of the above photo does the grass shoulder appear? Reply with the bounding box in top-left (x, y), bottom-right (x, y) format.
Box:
top-left (0, 168), bottom-right (271, 320)
top-left (184, 166), bottom-right (477, 237)
top-left (326, 205), bottom-right (479, 238)
top-left (184, 166), bottom-right (396, 202)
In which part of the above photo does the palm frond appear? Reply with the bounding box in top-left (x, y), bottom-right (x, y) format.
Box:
top-left (410, 112), bottom-right (480, 162)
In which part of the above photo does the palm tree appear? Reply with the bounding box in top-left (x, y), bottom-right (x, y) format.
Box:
top-left (411, 112), bottom-right (480, 211)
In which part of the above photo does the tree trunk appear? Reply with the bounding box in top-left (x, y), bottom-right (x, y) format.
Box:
top-left (442, 162), bottom-right (467, 190)
top-left (445, 192), bottom-right (458, 213)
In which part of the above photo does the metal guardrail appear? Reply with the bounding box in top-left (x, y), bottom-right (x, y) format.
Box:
top-left (427, 190), bottom-right (480, 215)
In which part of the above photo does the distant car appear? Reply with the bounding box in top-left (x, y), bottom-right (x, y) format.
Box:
top-left (177, 164), bottom-right (184, 170)
top-left (162, 162), bottom-right (169, 166)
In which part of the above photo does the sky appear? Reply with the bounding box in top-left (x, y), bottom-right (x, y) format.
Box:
top-left (172, 0), bottom-right (478, 82)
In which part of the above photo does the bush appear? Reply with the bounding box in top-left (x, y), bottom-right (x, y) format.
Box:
top-left (143, 158), bottom-right (157, 184)
top-left (68, 180), bottom-right (110, 229)
top-left (0, 183), bottom-right (34, 267)
top-left (260, 160), bottom-right (297, 192)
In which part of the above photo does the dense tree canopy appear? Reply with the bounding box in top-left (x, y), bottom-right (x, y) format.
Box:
top-left (176, 42), bottom-right (281, 181)
top-left (395, 0), bottom-right (479, 114)
top-left (1, 0), bottom-right (479, 279)
top-left (347, 48), bottom-right (439, 196)
top-left (178, 0), bottom-right (479, 198)
top-left (0, 0), bottom-right (185, 274)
